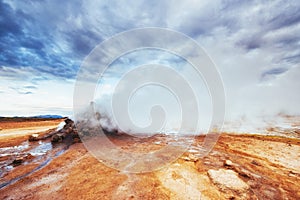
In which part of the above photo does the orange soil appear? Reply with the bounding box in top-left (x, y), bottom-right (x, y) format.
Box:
top-left (0, 118), bottom-right (63, 130)
top-left (0, 118), bottom-right (64, 148)
top-left (0, 121), bottom-right (299, 199)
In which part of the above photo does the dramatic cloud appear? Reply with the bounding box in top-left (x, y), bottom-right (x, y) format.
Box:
top-left (0, 0), bottom-right (299, 132)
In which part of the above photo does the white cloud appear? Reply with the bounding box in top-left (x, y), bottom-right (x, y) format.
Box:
top-left (0, 77), bottom-right (74, 117)
top-left (1, 0), bottom-right (299, 132)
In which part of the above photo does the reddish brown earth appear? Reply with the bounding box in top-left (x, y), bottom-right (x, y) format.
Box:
top-left (0, 118), bottom-right (63, 130)
top-left (0, 118), bottom-right (64, 147)
top-left (0, 119), bottom-right (299, 200)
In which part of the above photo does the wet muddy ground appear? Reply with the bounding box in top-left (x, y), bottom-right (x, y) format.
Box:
top-left (0, 120), bottom-right (299, 199)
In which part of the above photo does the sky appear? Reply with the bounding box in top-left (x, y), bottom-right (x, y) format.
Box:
top-left (0, 0), bottom-right (299, 132)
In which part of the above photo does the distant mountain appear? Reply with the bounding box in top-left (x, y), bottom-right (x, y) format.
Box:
top-left (0, 115), bottom-right (64, 119)
top-left (0, 115), bottom-right (64, 122)
top-left (31, 115), bottom-right (64, 119)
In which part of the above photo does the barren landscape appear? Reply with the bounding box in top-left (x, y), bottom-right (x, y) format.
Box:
top-left (0, 117), bottom-right (299, 200)
top-left (1, 0), bottom-right (300, 199)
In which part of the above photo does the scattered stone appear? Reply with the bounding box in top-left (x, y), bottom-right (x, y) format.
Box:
top-left (224, 159), bottom-right (233, 166)
top-left (25, 153), bottom-right (34, 160)
top-left (12, 157), bottom-right (23, 166)
top-left (10, 153), bottom-right (35, 167)
top-left (238, 168), bottom-right (261, 179)
top-left (251, 160), bottom-right (261, 166)
top-left (288, 170), bottom-right (299, 177)
top-left (208, 169), bottom-right (249, 192)
top-left (203, 161), bottom-right (211, 165)
top-left (181, 156), bottom-right (191, 161)
top-left (188, 154), bottom-right (198, 162)
top-left (51, 134), bottom-right (64, 143)
top-left (247, 180), bottom-right (259, 188)
top-left (260, 186), bottom-right (279, 199)
top-left (181, 154), bottom-right (198, 162)
top-left (288, 173), bottom-right (296, 177)
top-left (237, 169), bottom-right (251, 179)
top-left (29, 133), bottom-right (39, 141)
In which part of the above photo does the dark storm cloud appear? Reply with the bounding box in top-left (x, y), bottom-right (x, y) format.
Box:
top-left (0, 1), bottom-right (22, 37)
top-left (0, 0), bottom-right (82, 80)
top-left (261, 68), bottom-right (288, 79)
top-left (222, 0), bottom-right (300, 81)
top-left (268, 5), bottom-right (300, 30)
top-left (0, 0), bottom-right (299, 119)
top-left (0, 0), bottom-right (299, 83)
top-left (237, 35), bottom-right (262, 50)
top-left (20, 37), bottom-right (44, 50)
top-left (0, 0), bottom-right (173, 82)
top-left (283, 54), bottom-right (300, 64)
top-left (66, 29), bottom-right (103, 56)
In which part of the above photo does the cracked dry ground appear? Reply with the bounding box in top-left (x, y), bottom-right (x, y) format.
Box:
top-left (1, 133), bottom-right (299, 200)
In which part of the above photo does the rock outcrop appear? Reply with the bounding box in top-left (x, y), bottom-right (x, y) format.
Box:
top-left (208, 169), bottom-right (249, 192)
top-left (27, 118), bottom-right (80, 144)
top-left (51, 118), bottom-right (80, 144)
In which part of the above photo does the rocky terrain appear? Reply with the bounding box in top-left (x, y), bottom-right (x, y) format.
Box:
top-left (0, 117), bottom-right (299, 199)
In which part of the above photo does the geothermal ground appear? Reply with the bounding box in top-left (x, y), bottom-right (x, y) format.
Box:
top-left (0, 118), bottom-right (299, 200)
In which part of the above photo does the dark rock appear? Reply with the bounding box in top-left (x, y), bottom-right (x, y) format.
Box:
top-left (28, 133), bottom-right (40, 141)
top-left (64, 118), bottom-right (73, 125)
top-left (25, 153), bottom-right (34, 160)
top-left (48, 118), bottom-right (81, 144)
top-left (73, 138), bottom-right (81, 143)
top-left (51, 134), bottom-right (64, 143)
top-left (12, 157), bottom-right (23, 166)
top-left (251, 160), bottom-right (261, 166)
top-left (288, 170), bottom-right (299, 177)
